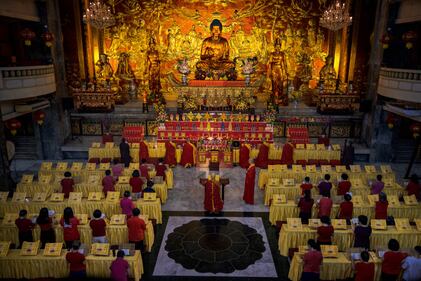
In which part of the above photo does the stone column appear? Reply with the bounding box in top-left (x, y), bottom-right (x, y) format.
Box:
top-left (361, 0), bottom-right (389, 161)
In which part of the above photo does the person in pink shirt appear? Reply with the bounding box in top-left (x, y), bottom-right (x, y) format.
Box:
top-left (112, 159), bottom-right (124, 179)
top-left (120, 191), bottom-right (135, 217)
top-left (110, 250), bottom-right (129, 281)
top-left (371, 174), bottom-right (384, 194)
top-left (102, 170), bottom-right (115, 196)
top-left (317, 191), bottom-right (333, 218)
top-left (302, 239), bottom-right (323, 281)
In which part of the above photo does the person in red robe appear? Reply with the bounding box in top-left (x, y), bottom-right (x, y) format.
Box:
top-left (139, 159), bottom-right (150, 180)
top-left (155, 158), bottom-right (167, 180)
top-left (280, 141), bottom-right (294, 165)
top-left (164, 139), bottom-right (177, 167)
top-left (139, 140), bottom-right (149, 163)
top-left (202, 175), bottom-right (223, 213)
top-left (243, 160), bottom-right (256, 204)
top-left (180, 139), bottom-right (196, 168)
top-left (239, 142), bottom-right (251, 169)
top-left (255, 141), bottom-right (269, 169)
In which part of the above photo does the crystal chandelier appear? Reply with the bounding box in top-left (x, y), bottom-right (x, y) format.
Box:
top-left (319, 0), bottom-right (352, 31)
top-left (83, 1), bottom-right (115, 30)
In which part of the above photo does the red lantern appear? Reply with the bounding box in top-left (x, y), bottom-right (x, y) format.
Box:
top-left (6, 119), bottom-right (22, 135)
top-left (20, 28), bottom-right (36, 46)
top-left (386, 113), bottom-right (396, 129)
top-left (410, 123), bottom-right (420, 138)
top-left (41, 31), bottom-right (54, 47)
top-left (34, 111), bottom-right (46, 125)
top-left (381, 33), bottom-right (391, 49)
top-left (402, 30), bottom-right (418, 49)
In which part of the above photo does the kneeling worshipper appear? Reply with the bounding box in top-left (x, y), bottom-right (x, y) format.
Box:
top-left (239, 141), bottom-right (251, 169)
top-left (164, 138), bottom-right (177, 167)
top-left (280, 140), bottom-right (294, 165)
top-left (202, 174), bottom-right (224, 214)
top-left (243, 159), bottom-right (256, 204)
top-left (139, 139), bottom-right (149, 163)
top-left (255, 139), bottom-right (269, 169)
top-left (180, 138), bottom-right (197, 168)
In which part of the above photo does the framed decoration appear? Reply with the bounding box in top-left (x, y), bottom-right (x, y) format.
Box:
top-left (12, 192), bottom-right (26, 202)
top-left (287, 218), bottom-right (302, 230)
top-left (110, 214), bottom-right (126, 225)
top-left (20, 241), bottom-right (40, 256)
top-left (91, 243), bottom-right (110, 256)
top-left (50, 193), bottom-right (65, 202)
top-left (88, 192), bottom-right (102, 201)
top-left (32, 193), bottom-right (47, 202)
top-left (43, 243), bottom-right (63, 256)
top-left (272, 194), bottom-right (286, 205)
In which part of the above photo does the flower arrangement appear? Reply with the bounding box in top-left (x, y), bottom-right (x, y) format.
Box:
top-left (177, 58), bottom-right (190, 75)
top-left (263, 108), bottom-right (277, 123)
top-left (241, 58), bottom-right (256, 75)
top-left (154, 103), bottom-right (167, 123)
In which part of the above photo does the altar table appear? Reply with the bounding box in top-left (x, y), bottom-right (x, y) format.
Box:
top-left (0, 250), bottom-right (143, 280)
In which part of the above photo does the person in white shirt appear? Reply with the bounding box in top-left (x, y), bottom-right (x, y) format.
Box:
top-left (402, 246), bottom-right (421, 281)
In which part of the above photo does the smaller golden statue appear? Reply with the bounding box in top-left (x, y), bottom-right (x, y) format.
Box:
top-left (147, 37), bottom-right (161, 94)
top-left (195, 19), bottom-right (236, 80)
top-left (319, 56), bottom-right (337, 94)
top-left (267, 38), bottom-right (288, 105)
top-left (115, 53), bottom-right (134, 80)
top-left (95, 54), bottom-right (113, 82)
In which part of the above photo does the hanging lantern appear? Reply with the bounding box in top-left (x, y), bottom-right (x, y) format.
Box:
top-left (402, 30), bottom-right (418, 49)
top-left (381, 33), bottom-right (391, 49)
top-left (6, 119), bottom-right (22, 135)
top-left (386, 113), bottom-right (396, 129)
top-left (20, 28), bottom-right (36, 46)
top-left (410, 123), bottom-right (420, 138)
top-left (41, 31), bottom-right (54, 47)
top-left (34, 111), bottom-right (46, 125)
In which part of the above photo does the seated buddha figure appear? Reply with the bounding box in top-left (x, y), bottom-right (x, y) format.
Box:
top-left (195, 19), bottom-right (236, 80)
top-left (319, 55), bottom-right (337, 94)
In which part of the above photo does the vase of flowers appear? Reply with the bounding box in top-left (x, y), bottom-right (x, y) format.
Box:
top-left (241, 58), bottom-right (256, 86)
top-left (177, 58), bottom-right (190, 86)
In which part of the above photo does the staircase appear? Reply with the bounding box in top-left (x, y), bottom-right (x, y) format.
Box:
top-left (12, 136), bottom-right (39, 160)
top-left (392, 138), bottom-right (421, 163)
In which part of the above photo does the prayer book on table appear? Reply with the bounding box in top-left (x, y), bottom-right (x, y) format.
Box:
top-left (56, 162), bottom-right (68, 171)
top-left (105, 142), bottom-right (114, 148)
top-left (88, 175), bottom-right (100, 184)
top-left (335, 165), bottom-right (347, 173)
top-left (32, 192), bottom-right (47, 202)
top-left (110, 214), bottom-right (126, 225)
top-left (2, 213), bottom-right (18, 225)
top-left (86, 163), bottom-right (97, 171)
top-left (143, 192), bottom-right (157, 201)
top-left (43, 243), bottom-right (63, 256)
top-left (414, 219), bottom-right (421, 231)
top-left (21, 174), bottom-right (34, 184)
top-left (272, 194), bottom-right (286, 204)
top-left (20, 241), bottom-right (40, 256)
top-left (75, 214), bottom-right (88, 225)
top-left (12, 192), bottom-right (26, 203)
top-left (50, 193), bottom-right (64, 202)
top-left (40, 162), bottom-right (53, 170)
top-left (321, 165), bottom-right (332, 173)
top-left (287, 218), bottom-right (302, 230)
top-left (99, 163), bottom-right (110, 170)
top-left (283, 178), bottom-right (295, 186)
top-left (118, 176), bottom-right (130, 184)
top-left (106, 191), bottom-right (120, 202)
top-left (364, 165), bottom-right (377, 173)
top-left (267, 165), bottom-right (276, 172)
top-left (380, 165), bottom-right (393, 174)
top-left (351, 179), bottom-right (364, 188)
top-left (71, 162), bottom-right (83, 171)
top-left (332, 219), bottom-right (347, 230)
top-left (387, 195), bottom-right (400, 207)
top-left (367, 194), bottom-right (379, 206)
top-left (349, 165), bottom-right (361, 173)
top-left (0, 192), bottom-right (8, 202)
top-left (268, 178), bottom-right (280, 186)
top-left (88, 192), bottom-right (102, 201)
top-left (321, 245), bottom-right (339, 258)
top-left (129, 163), bottom-right (139, 170)
top-left (91, 142), bottom-right (101, 148)
top-left (39, 175), bottom-right (52, 184)
top-left (371, 219), bottom-right (387, 230)
top-left (292, 165), bottom-right (303, 172)
top-left (308, 219), bottom-right (321, 228)
top-left (0, 241), bottom-right (11, 257)
top-left (403, 195), bottom-right (418, 205)
top-left (395, 218), bottom-right (411, 231)
top-left (68, 192), bottom-right (82, 202)
top-left (278, 165), bottom-right (288, 172)
top-left (91, 243), bottom-right (110, 256)
top-left (384, 178), bottom-right (394, 187)
top-left (306, 165), bottom-right (316, 172)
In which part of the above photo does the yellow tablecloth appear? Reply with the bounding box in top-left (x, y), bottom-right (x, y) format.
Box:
top-left (293, 148), bottom-right (341, 162)
top-left (288, 252), bottom-right (353, 281)
top-left (264, 184), bottom-right (302, 205)
top-left (165, 169), bottom-right (174, 189)
top-left (0, 199), bottom-right (163, 224)
top-left (0, 250), bottom-right (144, 280)
top-left (278, 225), bottom-right (353, 256)
top-left (89, 143), bottom-right (165, 163)
top-left (371, 226), bottom-right (421, 250)
top-left (0, 221), bottom-right (154, 252)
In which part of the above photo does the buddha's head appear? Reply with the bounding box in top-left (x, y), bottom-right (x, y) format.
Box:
top-left (210, 19), bottom-right (223, 39)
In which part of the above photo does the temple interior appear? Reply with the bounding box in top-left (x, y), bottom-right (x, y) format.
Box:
top-left (0, 0), bottom-right (420, 280)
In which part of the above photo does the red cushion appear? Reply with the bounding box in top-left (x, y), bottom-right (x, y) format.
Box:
top-left (100, 158), bottom-right (111, 163)
top-left (296, 160), bottom-right (307, 166)
top-left (318, 159), bottom-right (330, 166)
top-left (88, 158), bottom-right (100, 164)
top-left (308, 159), bottom-right (319, 166)
top-left (330, 159), bottom-right (341, 166)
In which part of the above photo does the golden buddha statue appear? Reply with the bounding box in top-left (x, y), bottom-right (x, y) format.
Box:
top-left (95, 54), bottom-right (113, 82)
top-left (319, 55), bottom-right (337, 94)
top-left (195, 19), bottom-right (236, 80)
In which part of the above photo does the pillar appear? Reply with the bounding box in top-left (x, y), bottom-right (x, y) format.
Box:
top-left (0, 107), bottom-right (12, 191)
